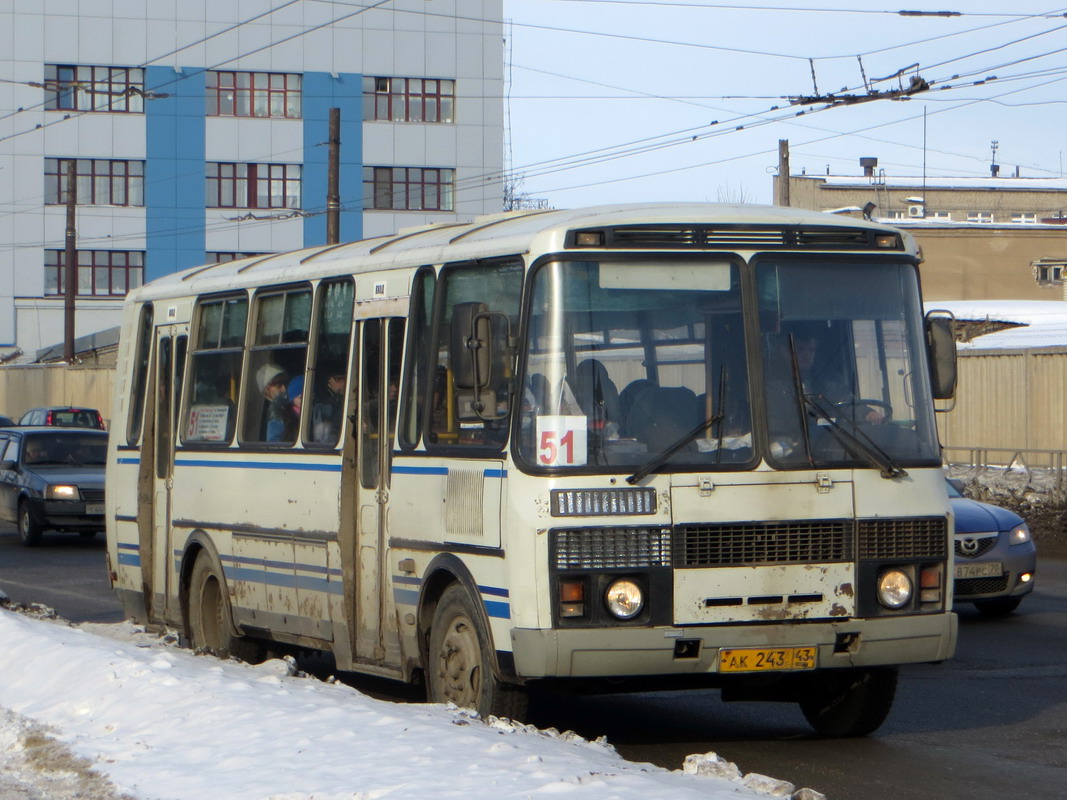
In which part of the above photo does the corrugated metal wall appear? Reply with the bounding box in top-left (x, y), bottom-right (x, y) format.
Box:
top-left (0, 365), bottom-right (115, 427)
top-left (938, 346), bottom-right (1067, 452)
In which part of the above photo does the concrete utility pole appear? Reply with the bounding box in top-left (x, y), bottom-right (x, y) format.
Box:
top-left (776, 140), bottom-right (790, 207)
top-left (63, 160), bottom-right (77, 363)
top-left (326, 107), bottom-right (341, 245)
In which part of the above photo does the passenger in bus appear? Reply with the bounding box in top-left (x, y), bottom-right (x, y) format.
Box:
top-left (571, 359), bottom-right (622, 437)
top-left (311, 372), bottom-right (346, 442)
top-left (288, 376), bottom-right (304, 418)
top-left (765, 329), bottom-right (885, 457)
top-left (257, 363), bottom-right (293, 442)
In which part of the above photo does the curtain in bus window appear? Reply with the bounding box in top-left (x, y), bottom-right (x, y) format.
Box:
top-left (183, 296), bottom-right (247, 445)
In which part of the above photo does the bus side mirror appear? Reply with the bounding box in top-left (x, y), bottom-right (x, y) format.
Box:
top-left (925, 311), bottom-right (957, 400)
top-left (450, 301), bottom-right (491, 390)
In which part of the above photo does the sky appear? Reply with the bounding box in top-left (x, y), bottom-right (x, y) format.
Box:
top-left (0, 605), bottom-right (818, 800)
top-left (504, 0), bottom-right (1067, 209)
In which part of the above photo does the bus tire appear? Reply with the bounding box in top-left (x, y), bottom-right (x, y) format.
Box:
top-left (18, 502), bottom-right (43, 547)
top-left (798, 666), bottom-right (897, 738)
top-left (187, 555), bottom-right (262, 662)
top-left (427, 583), bottom-right (527, 721)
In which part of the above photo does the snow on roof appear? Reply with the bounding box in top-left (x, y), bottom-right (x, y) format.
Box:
top-left (801, 175), bottom-right (1067, 191)
top-left (923, 300), bottom-right (1067, 350)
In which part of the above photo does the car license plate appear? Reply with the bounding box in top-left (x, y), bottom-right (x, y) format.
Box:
top-left (718, 646), bottom-right (817, 673)
top-left (955, 561), bottom-right (1002, 579)
top-left (85, 503), bottom-right (104, 516)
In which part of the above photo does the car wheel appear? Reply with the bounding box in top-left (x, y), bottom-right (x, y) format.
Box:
top-left (798, 666), bottom-right (897, 738)
top-left (973, 596), bottom-right (1022, 616)
top-left (187, 555), bottom-right (262, 662)
top-left (17, 502), bottom-right (43, 547)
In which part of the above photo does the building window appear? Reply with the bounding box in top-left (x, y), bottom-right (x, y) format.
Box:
top-left (208, 252), bottom-right (271, 263)
top-left (930, 211), bottom-right (952, 220)
top-left (363, 167), bottom-right (454, 211)
top-left (362, 77), bottom-right (455, 123)
top-left (44, 158), bottom-right (144, 206)
top-left (44, 250), bottom-right (144, 297)
top-left (890, 210), bottom-right (906, 219)
top-left (206, 71), bottom-right (302, 118)
top-left (967, 211), bottom-right (994, 223)
top-left (206, 163), bottom-right (301, 209)
top-left (43, 65), bottom-right (144, 113)
top-left (1012, 213), bottom-right (1037, 224)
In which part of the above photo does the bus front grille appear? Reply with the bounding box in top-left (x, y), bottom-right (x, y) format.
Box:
top-left (674, 520), bottom-right (853, 567)
top-left (857, 517), bottom-right (947, 560)
top-left (552, 527), bottom-right (672, 570)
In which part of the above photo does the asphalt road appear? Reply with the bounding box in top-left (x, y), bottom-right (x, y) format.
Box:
top-left (2, 526), bottom-right (1065, 799)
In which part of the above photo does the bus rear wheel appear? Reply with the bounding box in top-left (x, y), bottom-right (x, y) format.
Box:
top-left (798, 666), bottom-right (897, 738)
top-left (187, 555), bottom-right (261, 662)
top-left (427, 583), bottom-right (527, 721)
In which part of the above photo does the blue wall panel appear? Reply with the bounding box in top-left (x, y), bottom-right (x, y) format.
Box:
top-left (145, 66), bottom-right (206, 281)
top-left (302, 72), bottom-right (363, 248)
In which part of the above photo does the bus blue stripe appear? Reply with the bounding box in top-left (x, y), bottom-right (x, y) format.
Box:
top-left (483, 469), bottom-right (507, 478)
top-left (117, 457), bottom-right (140, 465)
top-left (117, 553), bottom-right (141, 566)
top-left (392, 465), bottom-right (449, 476)
top-left (174, 459), bottom-right (342, 472)
top-left (478, 584), bottom-right (509, 598)
top-left (484, 600), bottom-right (510, 619)
top-left (394, 588), bottom-right (420, 606)
top-left (117, 542), bottom-right (140, 551)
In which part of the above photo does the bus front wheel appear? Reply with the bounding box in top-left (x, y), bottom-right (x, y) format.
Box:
top-left (798, 666), bottom-right (897, 738)
top-left (427, 583), bottom-right (527, 721)
top-left (187, 555), bottom-right (261, 662)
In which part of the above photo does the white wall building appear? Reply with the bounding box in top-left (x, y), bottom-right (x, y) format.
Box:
top-left (0, 0), bottom-right (504, 360)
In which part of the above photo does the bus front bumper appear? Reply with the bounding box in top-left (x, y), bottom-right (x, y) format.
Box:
top-left (510, 612), bottom-right (957, 679)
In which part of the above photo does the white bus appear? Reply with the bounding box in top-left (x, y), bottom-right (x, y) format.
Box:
top-left (106, 203), bottom-right (958, 736)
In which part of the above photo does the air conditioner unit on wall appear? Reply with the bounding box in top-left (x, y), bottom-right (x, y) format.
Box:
top-left (908, 205), bottom-right (924, 218)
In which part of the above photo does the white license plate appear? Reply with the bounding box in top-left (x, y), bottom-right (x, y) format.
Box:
top-left (955, 561), bottom-right (1002, 579)
top-left (85, 503), bottom-right (104, 516)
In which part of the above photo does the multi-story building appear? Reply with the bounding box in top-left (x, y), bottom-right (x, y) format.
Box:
top-left (778, 159), bottom-right (1067, 302)
top-left (0, 0), bottom-right (504, 360)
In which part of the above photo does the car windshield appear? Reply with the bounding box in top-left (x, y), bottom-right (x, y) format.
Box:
top-left (22, 433), bottom-right (107, 466)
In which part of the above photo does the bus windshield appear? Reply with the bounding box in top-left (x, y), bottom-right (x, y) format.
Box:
top-left (517, 256), bottom-right (940, 473)
top-left (518, 257), bottom-right (753, 471)
top-left (757, 257), bottom-right (940, 470)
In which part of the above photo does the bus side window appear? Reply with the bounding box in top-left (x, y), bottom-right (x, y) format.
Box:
top-left (427, 258), bottom-right (523, 449)
top-left (183, 295), bottom-right (247, 445)
top-left (306, 279), bottom-right (354, 447)
top-left (126, 303), bottom-right (154, 446)
top-left (398, 267), bottom-right (435, 449)
top-left (241, 286), bottom-right (312, 445)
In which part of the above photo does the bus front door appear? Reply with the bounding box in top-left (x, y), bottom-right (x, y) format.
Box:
top-left (354, 318), bottom-right (405, 666)
top-left (148, 327), bottom-right (186, 621)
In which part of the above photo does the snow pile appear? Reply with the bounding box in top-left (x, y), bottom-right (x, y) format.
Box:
top-left (0, 609), bottom-right (824, 800)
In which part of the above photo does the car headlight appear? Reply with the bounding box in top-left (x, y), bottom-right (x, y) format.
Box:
top-left (46, 485), bottom-right (79, 500)
top-left (604, 578), bottom-right (644, 620)
top-left (1009, 524), bottom-right (1031, 545)
top-left (877, 568), bottom-right (913, 610)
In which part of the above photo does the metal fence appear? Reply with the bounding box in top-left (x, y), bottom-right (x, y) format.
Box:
top-left (0, 364), bottom-right (114, 427)
top-left (943, 446), bottom-right (1067, 497)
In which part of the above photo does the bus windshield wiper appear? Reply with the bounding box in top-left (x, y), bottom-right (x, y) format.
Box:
top-left (801, 393), bottom-right (907, 479)
top-left (625, 411), bottom-right (723, 485)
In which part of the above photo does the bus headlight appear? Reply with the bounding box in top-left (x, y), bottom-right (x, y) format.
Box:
top-left (877, 568), bottom-right (913, 609)
top-left (604, 578), bottom-right (644, 620)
